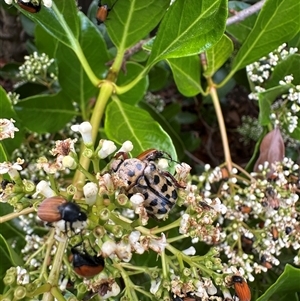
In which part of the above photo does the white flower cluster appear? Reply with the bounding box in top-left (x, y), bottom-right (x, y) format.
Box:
top-left (246, 43), bottom-right (300, 134)
top-left (17, 52), bottom-right (57, 83)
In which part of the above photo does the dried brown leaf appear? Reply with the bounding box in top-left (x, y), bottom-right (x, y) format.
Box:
top-left (253, 127), bottom-right (285, 178)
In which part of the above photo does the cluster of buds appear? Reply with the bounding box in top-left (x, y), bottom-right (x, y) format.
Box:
top-left (17, 52), bottom-right (57, 87)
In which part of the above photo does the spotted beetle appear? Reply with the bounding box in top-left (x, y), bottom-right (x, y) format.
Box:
top-left (111, 149), bottom-right (184, 219)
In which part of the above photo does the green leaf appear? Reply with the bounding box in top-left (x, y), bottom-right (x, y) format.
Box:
top-left (139, 101), bottom-right (185, 158)
top-left (105, 99), bottom-right (176, 158)
top-left (116, 62), bottom-right (148, 105)
top-left (54, 12), bottom-right (110, 108)
top-left (226, 1), bottom-right (258, 43)
top-left (256, 264), bottom-right (300, 301)
top-left (148, 63), bottom-right (170, 92)
top-left (258, 85), bottom-right (291, 125)
top-left (15, 0), bottom-right (80, 47)
top-left (167, 55), bottom-right (202, 97)
top-left (266, 54), bottom-right (300, 89)
top-left (147, 0), bottom-right (227, 64)
top-left (15, 92), bottom-right (74, 133)
top-left (204, 35), bottom-right (233, 77)
top-left (231, 0), bottom-right (300, 71)
top-left (107, 0), bottom-right (170, 50)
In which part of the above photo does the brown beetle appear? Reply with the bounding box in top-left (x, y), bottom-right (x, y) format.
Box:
top-left (96, 0), bottom-right (119, 24)
top-left (70, 242), bottom-right (104, 278)
top-left (231, 275), bottom-right (251, 301)
top-left (37, 196), bottom-right (87, 233)
top-left (17, 0), bottom-right (41, 13)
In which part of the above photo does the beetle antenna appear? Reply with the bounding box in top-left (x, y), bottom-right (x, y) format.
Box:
top-left (110, 0), bottom-right (119, 9)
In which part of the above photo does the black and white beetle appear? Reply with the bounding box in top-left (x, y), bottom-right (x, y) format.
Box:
top-left (111, 149), bottom-right (184, 219)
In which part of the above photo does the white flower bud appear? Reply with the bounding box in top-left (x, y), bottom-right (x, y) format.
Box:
top-left (130, 193), bottom-right (144, 206)
top-left (83, 182), bottom-right (98, 206)
top-left (101, 240), bottom-right (117, 257)
top-left (98, 140), bottom-right (117, 159)
top-left (34, 180), bottom-right (55, 198)
top-left (62, 156), bottom-right (77, 169)
top-left (71, 122), bottom-right (93, 145)
top-left (182, 246), bottom-right (196, 256)
top-left (4, 0), bottom-right (13, 4)
top-left (129, 231), bottom-right (145, 254)
top-left (179, 213), bottom-right (190, 234)
top-left (157, 158), bottom-right (169, 170)
top-left (115, 240), bottom-right (132, 262)
top-left (150, 278), bottom-right (161, 294)
top-left (42, 0), bottom-right (52, 7)
top-left (149, 233), bottom-right (167, 253)
top-left (118, 140), bottom-right (133, 153)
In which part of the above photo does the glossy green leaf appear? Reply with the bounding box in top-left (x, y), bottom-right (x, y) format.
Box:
top-left (258, 85), bottom-right (291, 125)
top-left (167, 56), bottom-right (202, 97)
top-left (139, 101), bottom-right (185, 158)
top-left (55, 13), bottom-right (111, 107)
top-left (148, 63), bottom-right (170, 92)
top-left (15, 92), bottom-right (74, 133)
top-left (204, 35), bottom-right (233, 77)
top-left (107, 0), bottom-right (170, 50)
top-left (147, 0), bottom-right (227, 64)
top-left (105, 99), bottom-right (176, 158)
top-left (117, 62), bottom-right (148, 105)
top-left (231, 0), bottom-right (300, 71)
top-left (266, 54), bottom-right (300, 89)
top-left (257, 264), bottom-right (300, 301)
top-left (226, 1), bottom-right (258, 43)
top-left (15, 0), bottom-right (80, 47)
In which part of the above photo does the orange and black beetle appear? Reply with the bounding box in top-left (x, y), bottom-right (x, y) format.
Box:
top-left (17, 0), bottom-right (41, 13)
top-left (37, 196), bottom-right (87, 233)
top-left (70, 242), bottom-right (104, 278)
top-left (231, 275), bottom-right (251, 301)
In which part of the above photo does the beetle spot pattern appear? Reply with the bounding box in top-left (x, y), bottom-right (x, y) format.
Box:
top-left (111, 150), bottom-right (181, 219)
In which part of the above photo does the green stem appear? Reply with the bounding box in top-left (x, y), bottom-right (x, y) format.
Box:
top-left (73, 81), bottom-right (114, 197)
top-left (166, 244), bottom-right (213, 277)
top-left (77, 163), bottom-right (97, 182)
top-left (0, 207), bottom-right (35, 223)
top-left (167, 234), bottom-right (187, 243)
top-left (209, 81), bottom-right (232, 171)
top-left (39, 231), bottom-right (56, 282)
top-left (42, 236), bottom-right (68, 301)
top-left (52, 3), bottom-right (99, 86)
top-left (50, 287), bottom-right (65, 301)
top-left (109, 49), bottom-right (126, 77)
top-left (161, 250), bottom-right (168, 279)
top-left (134, 286), bottom-right (155, 299)
top-left (115, 67), bottom-right (148, 95)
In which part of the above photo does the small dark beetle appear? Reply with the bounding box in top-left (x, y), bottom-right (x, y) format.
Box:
top-left (96, 0), bottom-right (118, 24)
top-left (37, 196), bottom-right (87, 233)
top-left (70, 242), bottom-right (104, 278)
top-left (17, 0), bottom-right (41, 13)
